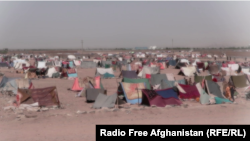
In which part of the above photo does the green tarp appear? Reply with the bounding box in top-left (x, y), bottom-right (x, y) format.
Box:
top-left (102, 73), bottom-right (115, 78)
top-left (231, 75), bottom-right (249, 88)
top-left (122, 77), bottom-right (151, 89)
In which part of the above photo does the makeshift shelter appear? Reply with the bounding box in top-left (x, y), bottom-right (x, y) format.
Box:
top-left (92, 93), bottom-right (117, 109)
top-left (120, 82), bottom-right (145, 104)
top-left (141, 89), bottom-right (182, 107)
top-left (0, 62), bottom-right (9, 68)
top-left (205, 80), bottom-right (226, 99)
top-left (46, 67), bottom-right (58, 78)
top-left (29, 86), bottom-right (60, 107)
top-left (86, 88), bottom-right (106, 102)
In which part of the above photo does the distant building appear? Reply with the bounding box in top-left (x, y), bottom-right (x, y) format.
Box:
top-left (134, 47), bottom-right (148, 50)
top-left (149, 46), bottom-right (157, 50)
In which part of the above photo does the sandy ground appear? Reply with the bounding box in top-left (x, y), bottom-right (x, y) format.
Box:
top-left (1, 55), bottom-right (250, 141)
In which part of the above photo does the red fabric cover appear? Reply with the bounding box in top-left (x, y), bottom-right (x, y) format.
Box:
top-left (94, 76), bottom-right (100, 89)
top-left (146, 74), bottom-right (151, 79)
top-left (178, 84), bottom-right (200, 99)
top-left (71, 78), bottom-right (83, 91)
top-left (212, 78), bottom-right (217, 82)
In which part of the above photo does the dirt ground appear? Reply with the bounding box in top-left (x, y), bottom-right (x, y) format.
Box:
top-left (1, 51), bottom-right (250, 141)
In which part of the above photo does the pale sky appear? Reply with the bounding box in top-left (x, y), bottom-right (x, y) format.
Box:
top-left (0, 1), bottom-right (250, 49)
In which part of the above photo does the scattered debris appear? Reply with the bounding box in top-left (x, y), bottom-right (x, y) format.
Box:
top-left (88, 111), bottom-right (95, 114)
top-left (76, 110), bottom-right (87, 114)
top-left (25, 114), bottom-right (37, 118)
top-left (3, 106), bottom-right (16, 111)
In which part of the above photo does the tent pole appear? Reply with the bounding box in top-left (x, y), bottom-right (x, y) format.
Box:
top-left (115, 78), bottom-right (119, 109)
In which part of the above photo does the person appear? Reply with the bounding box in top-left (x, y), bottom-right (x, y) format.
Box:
top-left (225, 82), bottom-right (234, 102)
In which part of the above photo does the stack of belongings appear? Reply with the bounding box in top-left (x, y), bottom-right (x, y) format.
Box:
top-left (45, 66), bottom-right (60, 78)
top-left (16, 86), bottom-right (60, 110)
top-left (95, 68), bottom-right (115, 79)
top-left (175, 60), bottom-right (186, 69)
top-left (24, 67), bottom-right (37, 79)
top-left (36, 61), bottom-right (48, 78)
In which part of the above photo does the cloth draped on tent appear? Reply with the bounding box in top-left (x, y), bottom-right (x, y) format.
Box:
top-left (177, 84), bottom-right (200, 99)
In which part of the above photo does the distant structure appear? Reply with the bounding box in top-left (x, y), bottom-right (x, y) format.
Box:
top-left (149, 46), bottom-right (157, 50)
top-left (134, 47), bottom-right (148, 50)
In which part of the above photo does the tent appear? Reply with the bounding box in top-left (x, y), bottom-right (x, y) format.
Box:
top-left (141, 89), bottom-right (182, 107)
top-left (150, 74), bottom-right (168, 86)
top-left (30, 86), bottom-right (60, 107)
top-left (195, 83), bottom-right (211, 104)
top-left (120, 82), bottom-right (145, 104)
top-left (46, 67), bottom-right (58, 78)
top-left (86, 88), bottom-right (106, 102)
top-left (122, 77), bottom-right (151, 89)
top-left (205, 80), bottom-right (226, 99)
top-left (67, 68), bottom-right (77, 78)
top-left (92, 93), bottom-right (117, 109)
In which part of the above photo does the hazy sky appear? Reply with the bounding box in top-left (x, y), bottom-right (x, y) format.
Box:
top-left (0, 1), bottom-right (250, 49)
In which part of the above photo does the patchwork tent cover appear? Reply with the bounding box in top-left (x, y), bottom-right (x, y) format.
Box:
top-left (141, 89), bottom-right (182, 107)
top-left (121, 70), bottom-right (137, 79)
top-left (86, 88), bottom-right (106, 102)
top-left (178, 84), bottom-right (200, 99)
top-left (81, 61), bottom-right (97, 68)
top-left (122, 77), bottom-right (151, 89)
top-left (30, 86), bottom-right (60, 107)
top-left (92, 93), bottom-right (117, 109)
top-left (120, 82), bottom-right (145, 104)
top-left (194, 74), bottom-right (212, 83)
top-left (205, 80), bottom-right (226, 99)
